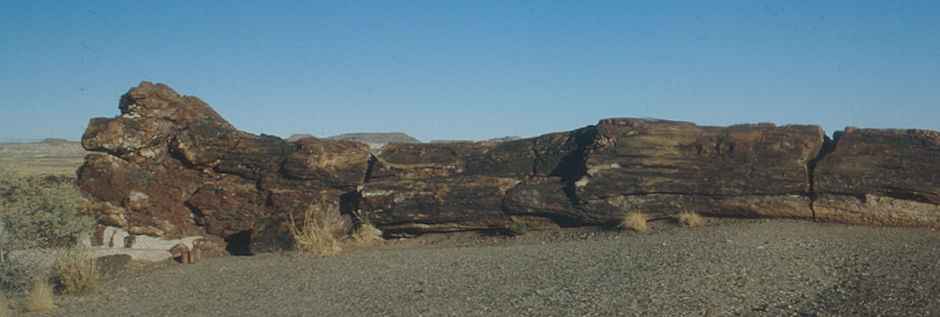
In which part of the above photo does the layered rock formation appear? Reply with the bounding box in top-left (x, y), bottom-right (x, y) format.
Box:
top-left (77, 82), bottom-right (940, 256)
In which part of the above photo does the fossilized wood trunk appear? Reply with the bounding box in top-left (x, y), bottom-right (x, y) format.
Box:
top-left (77, 82), bottom-right (940, 256)
top-left (814, 127), bottom-right (940, 227)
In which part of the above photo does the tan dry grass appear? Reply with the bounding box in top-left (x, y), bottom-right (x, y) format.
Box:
top-left (288, 207), bottom-right (341, 256)
top-left (0, 297), bottom-right (7, 317)
top-left (22, 280), bottom-right (55, 312)
top-left (677, 211), bottom-right (704, 226)
top-left (351, 222), bottom-right (383, 243)
top-left (55, 248), bottom-right (100, 295)
top-left (619, 212), bottom-right (649, 232)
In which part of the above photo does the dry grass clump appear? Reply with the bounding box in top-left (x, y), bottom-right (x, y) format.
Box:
top-left (22, 280), bottom-right (55, 312)
top-left (0, 297), bottom-right (8, 317)
top-left (619, 212), bottom-right (649, 232)
top-left (351, 221), bottom-right (383, 243)
top-left (288, 207), bottom-right (341, 256)
top-left (677, 211), bottom-right (703, 226)
top-left (55, 248), bottom-right (99, 295)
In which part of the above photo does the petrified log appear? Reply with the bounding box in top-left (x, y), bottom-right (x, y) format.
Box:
top-left (503, 177), bottom-right (584, 223)
top-left (79, 82), bottom-right (361, 253)
top-left (186, 174), bottom-right (270, 237)
top-left (173, 120), bottom-right (296, 180)
top-left (280, 137), bottom-right (372, 189)
top-left (574, 118), bottom-right (825, 222)
top-left (78, 153), bottom-right (206, 238)
top-left (360, 128), bottom-right (595, 233)
top-left (814, 127), bottom-right (940, 227)
top-left (369, 142), bottom-right (487, 181)
top-left (78, 82), bottom-right (940, 256)
top-left (249, 189), bottom-right (350, 254)
top-left (358, 176), bottom-right (521, 232)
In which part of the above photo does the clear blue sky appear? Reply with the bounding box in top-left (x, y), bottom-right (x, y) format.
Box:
top-left (1, 1), bottom-right (938, 142)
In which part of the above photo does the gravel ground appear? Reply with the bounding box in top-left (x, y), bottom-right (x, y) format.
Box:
top-left (25, 218), bottom-right (940, 316)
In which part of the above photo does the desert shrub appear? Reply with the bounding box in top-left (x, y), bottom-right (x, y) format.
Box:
top-left (22, 280), bottom-right (55, 312)
top-left (1, 169), bottom-right (94, 297)
top-left (677, 211), bottom-right (703, 226)
top-left (0, 248), bottom-right (68, 298)
top-left (507, 216), bottom-right (527, 236)
top-left (288, 206), bottom-right (341, 256)
top-left (351, 221), bottom-right (383, 243)
top-left (619, 212), bottom-right (648, 232)
top-left (0, 169), bottom-right (95, 253)
top-left (55, 248), bottom-right (99, 295)
top-left (0, 255), bottom-right (46, 297)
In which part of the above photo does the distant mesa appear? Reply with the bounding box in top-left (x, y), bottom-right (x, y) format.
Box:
top-left (285, 134), bottom-right (314, 142)
top-left (287, 132), bottom-right (421, 153)
top-left (431, 136), bottom-right (522, 143)
top-left (287, 132), bottom-right (420, 144)
top-left (0, 138), bottom-right (87, 157)
top-left (0, 138), bottom-right (45, 143)
top-left (40, 138), bottom-right (73, 144)
top-left (326, 132), bottom-right (421, 144)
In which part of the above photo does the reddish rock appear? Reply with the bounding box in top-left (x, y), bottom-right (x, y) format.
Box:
top-left (186, 175), bottom-right (270, 237)
top-left (814, 128), bottom-right (940, 227)
top-left (169, 243), bottom-right (192, 264)
top-left (78, 81), bottom-right (313, 253)
top-left (81, 117), bottom-right (174, 158)
top-left (78, 153), bottom-right (205, 238)
top-left (172, 120), bottom-right (296, 180)
top-left (118, 81), bottom-right (231, 127)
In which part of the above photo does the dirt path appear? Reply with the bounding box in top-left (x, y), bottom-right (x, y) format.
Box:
top-left (29, 218), bottom-right (940, 316)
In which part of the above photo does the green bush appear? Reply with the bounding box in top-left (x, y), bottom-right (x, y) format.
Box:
top-left (0, 169), bottom-right (94, 251)
top-left (1, 168), bottom-right (95, 295)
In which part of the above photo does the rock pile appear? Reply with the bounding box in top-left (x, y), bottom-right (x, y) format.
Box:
top-left (77, 82), bottom-right (940, 255)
